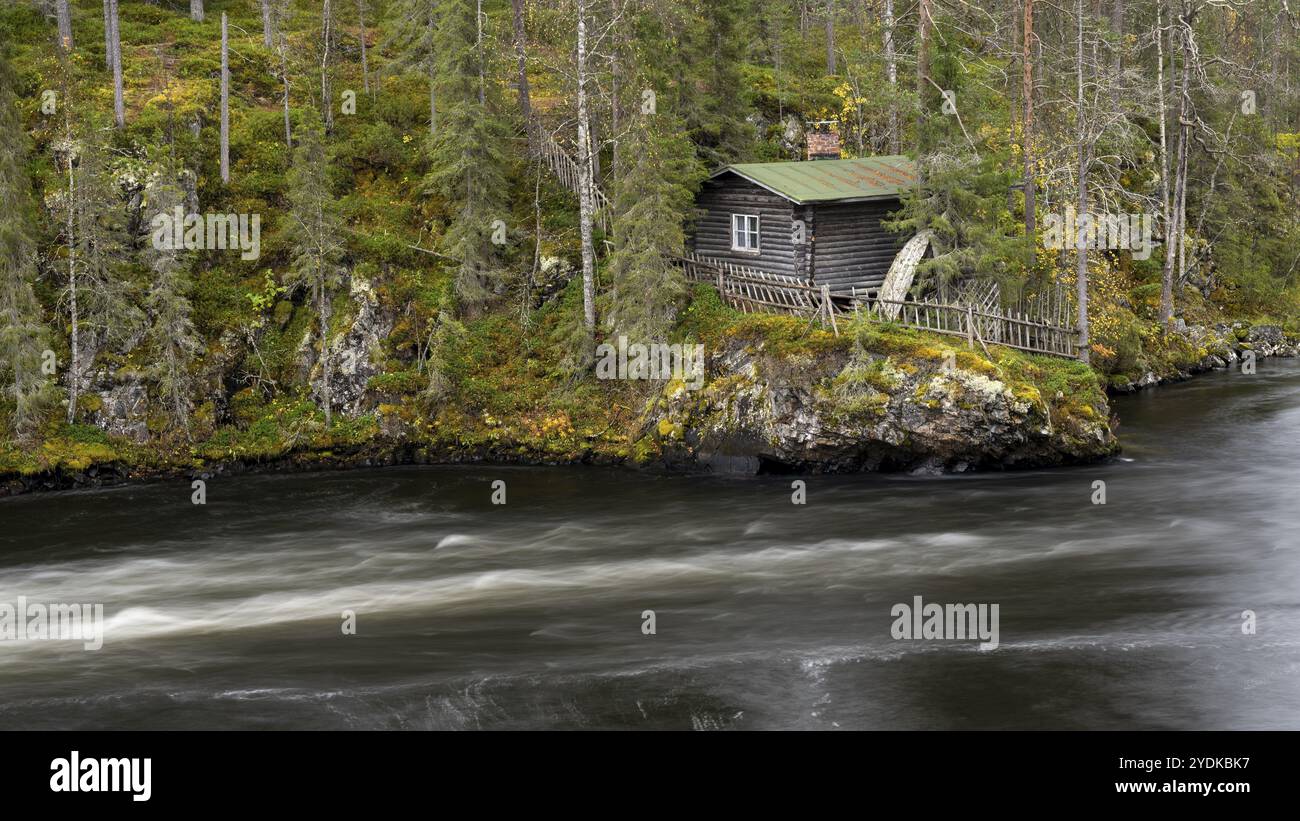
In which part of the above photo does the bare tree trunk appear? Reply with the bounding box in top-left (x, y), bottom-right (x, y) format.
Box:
top-left (191, 0), bottom-right (204, 23)
top-left (1075, 0), bottom-right (1090, 364)
top-left (1111, 0), bottom-right (1124, 74)
top-left (357, 0), bottom-right (370, 95)
top-left (576, 0), bottom-right (596, 333)
top-left (279, 33), bottom-right (292, 147)
top-left (825, 0), bottom-right (836, 74)
top-left (1157, 1), bottom-right (1174, 325)
top-left (511, 0), bottom-right (532, 123)
top-left (884, 0), bottom-right (898, 154)
top-left (1023, 0), bottom-right (1036, 243)
top-left (429, 62), bottom-right (437, 137)
top-left (56, 0), bottom-right (73, 51)
top-left (476, 0), bottom-right (485, 106)
top-left (322, 0), bottom-right (334, 133)
top-left (109, 0), bottom-right (123, 128)
top-left (65, 121), bottom-right (78, 424)
top-left (221, 13), bottom-right (230, 183)
top-left (916, 0), bottom-right (932, 155)
top-left (103, 1), bottom-right (112, 67)
top-left (317, 282), bottom-right (332, 428)
top-left (262, 0), bottom-right (274, 49)
top-left (429, 7), bottom-right (437, 138)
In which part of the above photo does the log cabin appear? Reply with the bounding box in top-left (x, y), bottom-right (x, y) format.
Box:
top-left (688, 154), bottom-right (918, 297)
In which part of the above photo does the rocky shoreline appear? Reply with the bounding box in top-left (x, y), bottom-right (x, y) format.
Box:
top-left (1106, 322), bottom-right (1297, 393)
top-left (5, 321), bottom-right (1295, 498)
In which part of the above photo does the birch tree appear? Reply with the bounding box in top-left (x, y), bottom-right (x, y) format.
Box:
top-left (322, 0), bottom-right (334, 134)
top-left (191, 1), bottom-right (204, 24)
top-left (884, 0), bottom-right (898, 154)
top-left (576, 0), bottom-right (596, 332)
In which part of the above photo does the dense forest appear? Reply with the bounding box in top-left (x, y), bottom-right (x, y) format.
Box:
top-left (0, 0), bottom-right (1298, 480)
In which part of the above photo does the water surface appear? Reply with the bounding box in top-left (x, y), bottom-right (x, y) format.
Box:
top-left (2, 362), bottom-right (1298, 729)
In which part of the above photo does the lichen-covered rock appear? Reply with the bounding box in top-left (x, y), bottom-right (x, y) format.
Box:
top-left (317, 275), bottom-right (393, 416)
top-left (90, 376), bottom-right (149, 444)
top-left (644, 333), bottom-right (1116, 474)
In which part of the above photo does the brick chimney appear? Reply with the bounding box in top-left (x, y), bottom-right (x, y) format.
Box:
top-left (806, 124), bottom-right (842, 161)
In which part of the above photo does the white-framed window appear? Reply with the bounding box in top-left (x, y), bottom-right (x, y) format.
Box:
top-left (731, 213), bottom-right (760, 252)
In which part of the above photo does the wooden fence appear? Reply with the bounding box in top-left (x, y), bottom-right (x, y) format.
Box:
top-left (679, 252), bottom-right (1079, 359)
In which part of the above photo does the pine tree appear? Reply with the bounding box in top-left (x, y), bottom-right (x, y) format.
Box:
top-left (286, 120), bottom-right (345, 426)
top-left (0, 53), bottom-right (54, 437)
top-left (423, 0), bottom-right (512, 313)
top-left (603, 110), bottom-right (704, 341)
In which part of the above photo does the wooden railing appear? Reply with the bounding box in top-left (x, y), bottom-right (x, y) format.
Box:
top-left (849, 297), bottom-right (1078, 358)
top-left (527, 115), bottom-right (611, 234)
top-left (679, 252), bottom-right (1079, 359)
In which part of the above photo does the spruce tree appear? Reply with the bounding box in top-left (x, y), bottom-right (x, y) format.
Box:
top-left (141, 174), bottom-right (201, 436)
top-left (603, 110), bottom-right (704, 341)
top-left (286, 120), bottom-right (345, 426)
top-left (0, 53), bottom-right (54, 437)
top-left (423, 0), bottom-right (511, 313)
top-left (58, 123), bottom-right (144, 423)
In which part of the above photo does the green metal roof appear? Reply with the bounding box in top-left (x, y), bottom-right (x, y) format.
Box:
top-left (713, 156), bottom-right (917, 204)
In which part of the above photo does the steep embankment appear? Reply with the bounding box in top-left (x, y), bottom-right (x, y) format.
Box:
top-left (1, 286), bottom-right (1122, 494)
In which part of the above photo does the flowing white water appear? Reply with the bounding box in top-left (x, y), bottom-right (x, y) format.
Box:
top-left (1, 362), bottom-right (1299, 729)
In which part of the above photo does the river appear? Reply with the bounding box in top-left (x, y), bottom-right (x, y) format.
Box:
top-left (2, 361), bottom-right (1298, 730)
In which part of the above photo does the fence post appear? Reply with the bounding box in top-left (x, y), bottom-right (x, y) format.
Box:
top-left (966, 305), bottom-right (975, 349)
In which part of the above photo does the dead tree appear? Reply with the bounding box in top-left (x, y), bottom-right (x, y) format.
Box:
top-left (221, 12), bottom-right (230, 183)
top-left (109, 0), bottom-right (123, 128)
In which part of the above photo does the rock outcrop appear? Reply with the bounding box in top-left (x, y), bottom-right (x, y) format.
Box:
top-left (644, 333), bottom-right (1116, 474)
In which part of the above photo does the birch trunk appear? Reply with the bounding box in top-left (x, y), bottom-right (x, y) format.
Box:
top-left (916, 0), bottom-right (931, 155)
top-left (576, 0), bottom-right (596, 333)
top-left (1157, 2), bottom-right (1174, 325)
top-left (322, 0), bottom-right (334, 133)
top-left (1022, 0), bottom-right (1035, 242)
top-left (884, 0), bottom-right (898, 154)
top-left (65, 132), bottom-right (78, 424)
top-left (279, 34), bottom-right (292, 147)
top-left (191, 0), bottom-right (204, 23)
top-left (1075, 0), bottom-right (1090, 363)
